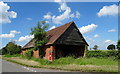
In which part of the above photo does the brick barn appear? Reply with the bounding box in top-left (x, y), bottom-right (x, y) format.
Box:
top-left (22, 21), bottom-right (89, 61)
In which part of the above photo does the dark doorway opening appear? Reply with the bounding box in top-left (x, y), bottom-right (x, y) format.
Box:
top-left (55, 44), bottom-right (85, 59)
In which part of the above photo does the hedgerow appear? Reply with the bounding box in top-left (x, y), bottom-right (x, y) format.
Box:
top-left (86, 50), bottom-right (119, 59)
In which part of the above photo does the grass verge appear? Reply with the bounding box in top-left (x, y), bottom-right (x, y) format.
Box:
top-left (2, 55), bottom-right (118, 72)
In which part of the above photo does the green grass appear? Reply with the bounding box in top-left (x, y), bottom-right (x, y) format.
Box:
top-left (3, 54), bottom-right (118, 66)
top-left (51, 57), bottom-right (75, 65)
top-left (3, 54), bottom-right (21, 57)
top-left (28, 56), bottom-right (118, 66)
top-left (30, 57), bottom-right (52, 65)
top-left (74, 57), bottom-right (118, 66)
top-left (2, 54), bottom-right (119, 72)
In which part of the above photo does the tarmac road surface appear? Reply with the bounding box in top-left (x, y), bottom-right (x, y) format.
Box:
top-left (1, 60), bottom-right (65, 72)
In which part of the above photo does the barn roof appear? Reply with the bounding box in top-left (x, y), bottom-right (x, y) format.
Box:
top-left (23, 21), bottom-right (88, 49)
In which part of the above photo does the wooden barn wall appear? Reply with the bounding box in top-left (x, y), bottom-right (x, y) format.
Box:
top-left (55, 23), bottom-right (86, 45)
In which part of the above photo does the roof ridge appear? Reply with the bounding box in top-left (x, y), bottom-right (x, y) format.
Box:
top-left (47, 21), bottom-right (74, 32)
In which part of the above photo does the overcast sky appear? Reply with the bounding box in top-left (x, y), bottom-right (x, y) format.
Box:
top-left (0, 0), bottom-right (118, 50)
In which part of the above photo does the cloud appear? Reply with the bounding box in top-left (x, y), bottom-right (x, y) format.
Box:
top-left (45, 21), bottom-right (49, 23)
top-left (104, 40), bottom-right (117, 50)
top-left (76, 11), bottom-right (80, 18)
top-left (26, 18), bottom-right (32, 20)
top-left (70, 13), bottom-right (75, 18)
top-left (49, 26), bottom-right (56, 30)
top-left (97, 4), bottom-right (118, 17)
top-left (43, 12), bottom-right (52, 19)
top-left (0, 1), bottom-right (17, 24)
top-left (94, 34), bottom-right (99, 38)
top-left (0, 30), bottom-right (20, 38)
top-left (52, 1), bottom-right (72, 24)
top-left (108, 29), bottom-right (116, 32)
top-left (79, 24), bottom-right (98, 34)
top-left (17, 35), bottom-right (34, 42)
top-left (54, 0), bottom-right (62, 3)
top-left (0, 33), bottom-right (14, 38)
top-left (43, 0), bottom-right (80, 24)
top-left (10, 30), bottom-right (20, 34)
top-left (104, 40), bottom-right (115, 44)
top-left (85, 36), bottom-right (94, 42)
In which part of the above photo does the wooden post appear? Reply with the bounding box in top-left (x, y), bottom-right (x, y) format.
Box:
top-left (53, 45), bottom-right (56, 60)
top-left (84, 45), bottom-right (87, 57)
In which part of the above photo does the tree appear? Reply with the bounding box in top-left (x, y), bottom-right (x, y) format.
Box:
top-left (6, 42), bottom-right (17, 55)
top-left (116, 40), bottom-right (120, 50)
top-left (107, 44), bottom-right (116, 50)
top-left (1, 47), bottom-right (7, 55)
top-left (30, 21), bottom-right (49, 58)
top-left (1, 42), bottom-right (21, 55)
top-left (93, 45), bottom-right (98, 50)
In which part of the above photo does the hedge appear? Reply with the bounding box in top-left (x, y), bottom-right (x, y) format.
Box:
top-left (86, 50), bottom-right (119, 59)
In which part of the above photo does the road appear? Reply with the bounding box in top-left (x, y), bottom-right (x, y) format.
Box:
top-left (1, 59), bottom-right (65, 72)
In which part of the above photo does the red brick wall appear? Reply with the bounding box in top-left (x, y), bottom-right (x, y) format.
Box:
top-left (45, 46), bottom-right (55, 61)
top-left (45, 46), bottom-right (51, 60)
top-left (33, 50), bottom-right (39, 58)
top-left (22, 46), bottom-right (55, 60)
top-left (22, 49), bottom-right (39, 58)
top-left (22, 50), bottom-right (26, 55)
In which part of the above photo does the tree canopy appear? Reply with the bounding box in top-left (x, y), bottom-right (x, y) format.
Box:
top-left (116, 40), bottom-right (120, 50)
top-left (107, 44), bottom-right (116, 50)
top-left (1, 42), bottom-right (21, 55)
top-left (30, 21), bottom-right (49, 50)
top-left (93, 45), bottom-right (98, 50)
top-left (30, 21), bottom-right (49, 58)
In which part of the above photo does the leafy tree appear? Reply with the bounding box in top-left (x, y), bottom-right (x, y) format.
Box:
top-left (116, 40), bottom-right (120, 50)
top-left (6, 42), bottom-right (16, 55)
top-left (1, 47), bottom-right (7, 55)
top-left (107, 44), bottom-right (116, 50)
top-left (30, 21), bottom-right (49, 58)
top-left (93, 45), bottom-right (98, 50)
top-left (1, 42), bottom-right (21, 55)
top-left (0, 49), bottom-right (1, 55)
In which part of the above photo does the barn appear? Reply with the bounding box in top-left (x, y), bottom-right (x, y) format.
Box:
top-left (22, 21), bottom-right (89, 61)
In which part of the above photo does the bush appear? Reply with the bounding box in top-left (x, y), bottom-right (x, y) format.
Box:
top-left (86, 50), bottom-right (119, 59)
top-left (25, 49), bottom-right (33, 59)
top-left (1, 42), bottom-right (21, 55)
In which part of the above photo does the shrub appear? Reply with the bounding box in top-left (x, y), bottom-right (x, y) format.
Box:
top-left (86, 50), bottom-right (118, 59)
top-left (25, 49), bottom-right (33, 59)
